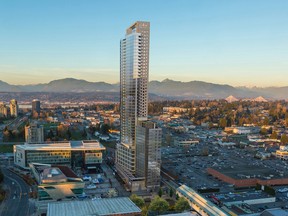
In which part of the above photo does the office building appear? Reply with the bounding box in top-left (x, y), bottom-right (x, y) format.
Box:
top-left (14, 140), bottom-right (105, 169)
top-left (25, 123), bottom-right (44, 144)
top-left (136, 121), bottom-right (161, 190)
top-left (32, 99), bottom-right (41, 114)
top-left (10, 99), bottom-right (18, 117)
top-left (0, 102), bottom-right (8, 117)
top-left (30, 163), bottom-right (85, 201)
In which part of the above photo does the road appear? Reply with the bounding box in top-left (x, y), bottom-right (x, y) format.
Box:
top-left (0, 164), bottom-right (34, 216)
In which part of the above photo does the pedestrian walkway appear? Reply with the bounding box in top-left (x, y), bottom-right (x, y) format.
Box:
top-left (101, 163), bottom-right (130, 197)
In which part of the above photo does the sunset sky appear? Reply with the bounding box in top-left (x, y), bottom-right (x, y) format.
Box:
top-left (0, 0), bottom-right (287, 86)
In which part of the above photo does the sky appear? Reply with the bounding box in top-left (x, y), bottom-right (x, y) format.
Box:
top-left (0, 0), bottom-right (287, 87)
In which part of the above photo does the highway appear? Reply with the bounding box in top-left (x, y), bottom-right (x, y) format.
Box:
top-left (0, 162), bottom-right (34, 216)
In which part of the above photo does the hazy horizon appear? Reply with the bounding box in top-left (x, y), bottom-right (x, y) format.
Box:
top-left (1, 76), bottom-right (288, 89)
top-left (0, 0), bottom-right (287, 87)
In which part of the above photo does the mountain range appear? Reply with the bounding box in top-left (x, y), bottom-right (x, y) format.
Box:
top-left (0, 78), bottom-right (287, 100)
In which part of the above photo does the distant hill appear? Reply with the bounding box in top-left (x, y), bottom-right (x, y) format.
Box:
top-left (148, 79), bottom-right (258, 99)
top-left (0, 78), bottom-right (288, 100)
top-left (0, 78), bottom-right (118, 93)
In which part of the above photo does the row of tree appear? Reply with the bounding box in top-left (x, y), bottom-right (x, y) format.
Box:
top-left (149, 100), bottom-right (288, 127)
top-left (130, 193), bottom-right (190, 215)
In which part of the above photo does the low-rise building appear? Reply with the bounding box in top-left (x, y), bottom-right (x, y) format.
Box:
top-left (47, 197), bottom-right (141, 216)
top-left (275, 145), bottom-right (288, 160)
top-left (14, 140), bottom-right (106, 169)
top-left (30, 163), bottom-right (84, 201)
top-left (174, 139), bottom-right (200, 147)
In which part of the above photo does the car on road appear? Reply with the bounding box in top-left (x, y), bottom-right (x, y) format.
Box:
top-left (82, 176), bottom-right (92, 181)
top-left (87, 184), bottom-right (97, 189)
top-left (278, 188), bottom-right (288, 193)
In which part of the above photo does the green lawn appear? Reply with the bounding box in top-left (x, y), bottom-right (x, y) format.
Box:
top-left (0, 145), bottom-right (14, 153)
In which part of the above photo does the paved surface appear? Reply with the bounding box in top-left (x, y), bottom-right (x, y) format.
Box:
top-left (83, 163), bottom-right (130, 198)
top-left (0, 164), bottom-right (35, 216)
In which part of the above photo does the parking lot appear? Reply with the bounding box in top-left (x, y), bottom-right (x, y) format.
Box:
top-left (81, 163), bottom-right (129, 199)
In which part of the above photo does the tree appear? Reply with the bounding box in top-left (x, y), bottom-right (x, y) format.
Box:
top-left (57, 124), bottom-right (68, 139)
top-left (174, 197), bottom-right (190, 212)
top-left (176, 193), bottom-right (179, 200)
top-left (148, 196), bottom-right (169, 214)
top-left (67, 129), bottom-right (72, 140)
top-left (100, 124), bottom-right (110, 135)
top-left (260, 128), bottom-right (267, 135)
top-left (281, 134), bottom-right (288, 145)
top-left (169, 187), bottom-right (174, 198)
top-left (0, 169), bottom-right (3, 183)
top-left (219, 118), bottom-right (227, 129)
top-left (130, 194), bottom-right (145, 208)
top-left (158, 187), bottom-right (163, 197)
top-left (270, 131), bottom-right (278, 139)
top-left (82, 129), bottom-right (87, 139)
top-left (107, 188), bottom-right (117, 198)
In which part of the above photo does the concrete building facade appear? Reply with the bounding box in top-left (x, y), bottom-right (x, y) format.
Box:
top-left (10, 99), bottom-right (18, 117)
top-left (136, 121), bottom-right (161, 190)
top-left (25, 123), bottom-right (44, 144)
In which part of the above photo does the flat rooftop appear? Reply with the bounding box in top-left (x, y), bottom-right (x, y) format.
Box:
top-left (212, 165), bottom-right (288, 180)
top-left (47, 197), bottom-right (141, 216)
top-left (15, 140), bottom-right (105, 151)
top-left (31, 163), bottom-right (81, 184)
top-left (214, 191), bottom-right (273, 203)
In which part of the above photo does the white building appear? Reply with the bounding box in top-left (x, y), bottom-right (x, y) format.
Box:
top-left (14, 140), bottom-right (105, 169)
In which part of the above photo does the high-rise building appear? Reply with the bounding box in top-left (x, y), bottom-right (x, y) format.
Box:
top-left (0, 102), bottom-right (8, 118)
top-left (25, 123), bottom-right (44, 144)
top-left (136, 121), bottom-right (161, 190)
top-left (10, 99), bottom-right (18, 117)
top-left (116, 21), bottom-right (161, 191)
top-left (32, 99), bottom-right (41, 114)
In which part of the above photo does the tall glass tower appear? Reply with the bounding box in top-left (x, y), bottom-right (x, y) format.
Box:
top-left (116, 21), bottom-right (150, 187)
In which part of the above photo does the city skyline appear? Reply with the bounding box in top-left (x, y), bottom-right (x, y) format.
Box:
top-left (0, 0), bottom-right (288, 87)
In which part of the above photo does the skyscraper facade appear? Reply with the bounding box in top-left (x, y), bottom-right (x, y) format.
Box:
top-left (32, 99), bottom-right (41, 115)
top-left (116, 21), bottom-right (161, 191)
top-left (0, 102), bottom-right (8, 118)
top-left (10, 99), bottom-right (18, 117)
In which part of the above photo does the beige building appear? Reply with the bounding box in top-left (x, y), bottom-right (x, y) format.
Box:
top-left (0, 102), bottom-right (8, 117)
top-left (275, 145), bottom-right (288, 160)
top-left (163, 107), bottom-right (191, 114)
top-left (10, 99), bottom-right (18, 117)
